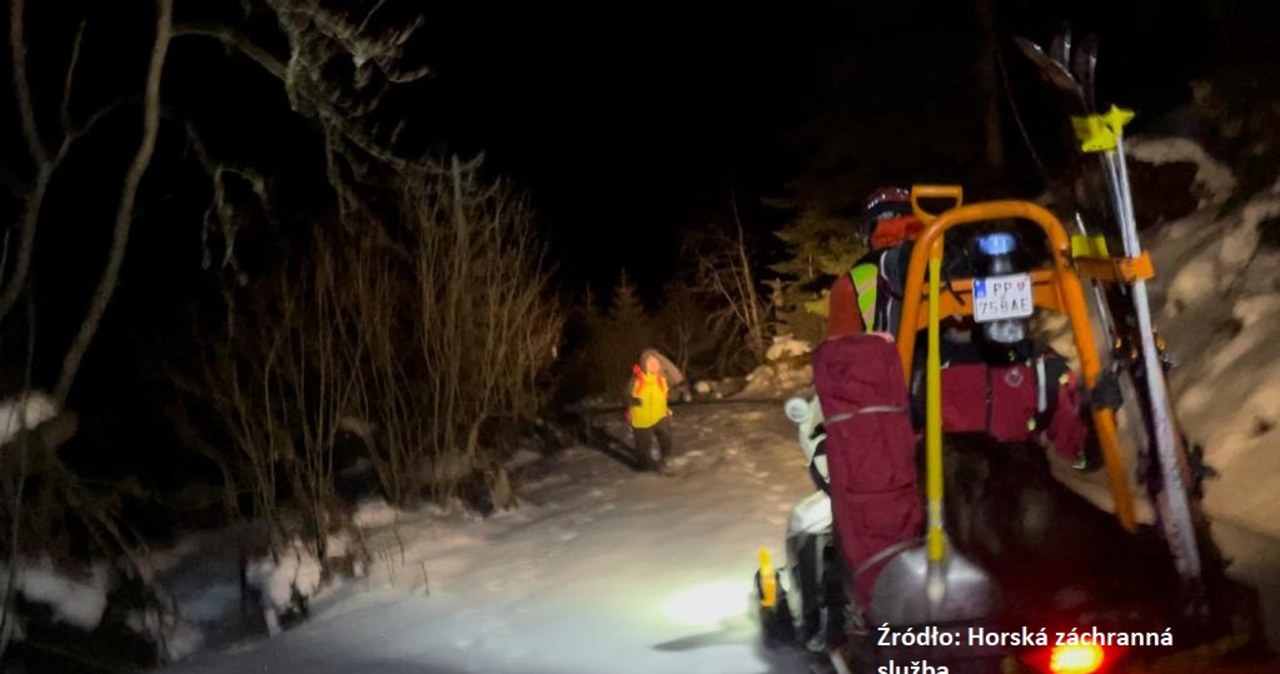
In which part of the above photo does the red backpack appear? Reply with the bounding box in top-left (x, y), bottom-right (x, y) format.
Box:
top-left (910, 342), bottom-right (1088, 465)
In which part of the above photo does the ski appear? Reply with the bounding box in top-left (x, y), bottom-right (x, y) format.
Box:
top-left (1015, 29), bottom-right (1207, 613)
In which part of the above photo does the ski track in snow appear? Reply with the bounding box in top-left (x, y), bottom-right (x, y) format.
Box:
top-left (158, 402), bottom-right (817, 674)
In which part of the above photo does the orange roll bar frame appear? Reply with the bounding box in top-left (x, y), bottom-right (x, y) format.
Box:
top-left (894, 199), bottom-right (1137, 532)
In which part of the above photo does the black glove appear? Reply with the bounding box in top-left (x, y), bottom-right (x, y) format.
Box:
top-left (630, 396), bottom-right (643, 406)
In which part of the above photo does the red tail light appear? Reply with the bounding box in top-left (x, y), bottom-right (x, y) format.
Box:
top-left (1023, 642), bottom-right (1117, 674)
top-left (1049, 643), bottom-right (1107, 673)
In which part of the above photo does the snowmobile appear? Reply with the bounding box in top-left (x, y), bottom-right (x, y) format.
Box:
top-left (754, 184), bottom-right (1273, 674)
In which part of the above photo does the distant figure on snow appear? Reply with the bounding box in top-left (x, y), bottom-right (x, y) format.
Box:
top-left (626, 349), bottom-right (683, 474)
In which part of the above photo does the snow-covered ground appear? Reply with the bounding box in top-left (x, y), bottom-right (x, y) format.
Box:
top-left (158, 402), bottom-right (818, 674)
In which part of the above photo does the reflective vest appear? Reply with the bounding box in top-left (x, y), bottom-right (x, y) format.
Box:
top-left (850, 262), bottom-right (879, 332)
top-left (628, 366), bottom-right (669, 429)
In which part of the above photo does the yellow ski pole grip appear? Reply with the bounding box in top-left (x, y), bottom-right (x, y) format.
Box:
top-left (1071, 105), bottom-right (1135, 153)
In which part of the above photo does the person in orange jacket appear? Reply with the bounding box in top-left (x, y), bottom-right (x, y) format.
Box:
top-left (826, 187), bottom-right (922, 340)
top-left (627, 349), bottom-right (676, 474)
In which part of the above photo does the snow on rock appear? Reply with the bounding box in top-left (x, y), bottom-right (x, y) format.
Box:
top-left (735, 359), bottom-right (814, 399)
top-left (1, 558), bottom-right (110, 632)
top-left (245, 538), bottom-right (331, 634)
top-left (765, 334), bottom-right (811, 362)
top-left (1129, 136), bottom-right (1237, 206)
top-left (0, 392), bottom-right (57, 448)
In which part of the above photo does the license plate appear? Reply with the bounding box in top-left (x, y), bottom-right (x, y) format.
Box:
top-left (972, 273), bottom-right (1034, 323)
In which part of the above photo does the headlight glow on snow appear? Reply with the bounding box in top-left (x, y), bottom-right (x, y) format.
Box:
top-left (663, 581), bottom-right (749, 628)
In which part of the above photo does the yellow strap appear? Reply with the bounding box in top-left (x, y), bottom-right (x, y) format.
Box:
top-left (1071, 105), bottom-right (1135, 153)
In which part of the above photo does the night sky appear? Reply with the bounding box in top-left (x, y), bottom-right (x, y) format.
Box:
top-left (408, 0), bottom-right (1212, 299)
top-left (413, 2), bottom-right (830, 299)
top-left (2, 0), bottom-right (1221, 491)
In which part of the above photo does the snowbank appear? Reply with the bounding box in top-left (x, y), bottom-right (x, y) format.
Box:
top-left (1033, 143), bottom-right (1277, 533)
top-left (1151, 177), bottom-right (1280, 537)
top-left (1128, 136), bottom-right (1237, 207)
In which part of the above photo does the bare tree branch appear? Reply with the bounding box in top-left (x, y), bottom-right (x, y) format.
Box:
top-left (55, 0), bottom-right (174, 404)
top-left (59, 20), bottom-right (87, 137)
top-left (181, 119), bottom-right (269, 272)
top-left (9, 0), bottom-right (48, 164)
top-left (690, 194), bottom-right (772, 368)
top-left (172, 21), bottom-right (286, 79)
top-left (174, 17), bottom-right (452, 185)
top-left (0, 0), bottom-right (51, 326)
top-left (0, 169), bottom-right (47, 328)
top-left (2, 9), bottom-right (130, 328)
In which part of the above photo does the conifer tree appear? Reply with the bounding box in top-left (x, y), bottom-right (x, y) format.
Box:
top-left (768, 204), bottom-right (864, 342)
top-left (593, 270), bottom-right (653, 397)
